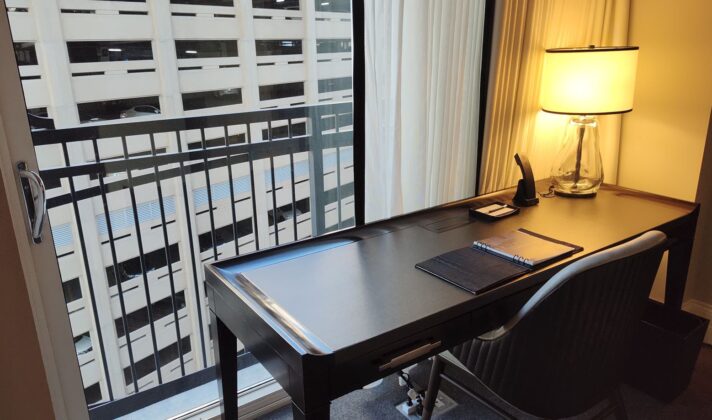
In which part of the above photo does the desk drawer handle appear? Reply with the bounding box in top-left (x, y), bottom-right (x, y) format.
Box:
top-left (378, 341), bottom-right (442, 371)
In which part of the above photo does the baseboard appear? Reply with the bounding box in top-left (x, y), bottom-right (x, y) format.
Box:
top-left (682, 299), bottom-right (712, 344)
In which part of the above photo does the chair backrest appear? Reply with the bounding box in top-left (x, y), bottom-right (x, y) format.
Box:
top-left (451, 231), bottom-right (667, 418)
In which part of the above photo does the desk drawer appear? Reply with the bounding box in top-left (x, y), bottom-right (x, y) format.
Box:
top-left (330, 313), bottom-right (471, 398)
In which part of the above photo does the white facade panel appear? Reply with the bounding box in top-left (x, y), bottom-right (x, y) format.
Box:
top-left (7, 11), bottom-right (35, 41)
top-left (178, 68), bottom-right (243, 93)
top-left (59, 0), bottom-right (148, 13)
top-left (257, 62), bottom-right (307, 85)
top-left (171, 16), bottom-right (239, 40)
top-left (315, 20), bottom-right (351, 39)
top-left (21, 78), bottom-right (50, 108)
top-left (253, 18), bottom-right (304, 40)
top-left (7, 0), bottom-right (355, 404)
top-left (316, 59), bottom-right (352, 79)
top-left (61, 15), bottom-right (153, 41)
top-left (79, 358), bottom-right (101, 387)
top-left (72, 72), bottom-right (161, 103)
top-left (69, 307), bottom-right (91, 336)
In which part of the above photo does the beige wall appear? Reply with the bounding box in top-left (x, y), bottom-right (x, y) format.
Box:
top-left (619, 0), bottom-right (712, 201)
top-left (618, 0), bottom-right (712, 308)
top-left (0, 171), bottom-right (54, 418)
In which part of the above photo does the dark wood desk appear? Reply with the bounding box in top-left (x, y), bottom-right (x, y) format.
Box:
top-left (205, 183), bottom-right (698, 419)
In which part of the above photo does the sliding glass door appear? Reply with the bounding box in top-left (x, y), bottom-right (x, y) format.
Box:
top-left (1, 0), bottom-right (354, 417)
top-left (2, 0), bottom-right (494, 417)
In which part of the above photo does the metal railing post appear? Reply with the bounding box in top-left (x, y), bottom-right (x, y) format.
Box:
top-left (308, 107), bottom-right (326, 236)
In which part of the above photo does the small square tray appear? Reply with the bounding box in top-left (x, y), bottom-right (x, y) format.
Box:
top-left (468, 201), bottom-right (520, 221)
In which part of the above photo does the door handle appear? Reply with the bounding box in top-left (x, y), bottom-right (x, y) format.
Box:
top-left (17, 162), bottom-right (47, 244)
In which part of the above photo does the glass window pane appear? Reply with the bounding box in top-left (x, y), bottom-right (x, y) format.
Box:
top-left (66, 41), bottom-right (153, 63)
top-left (316, 39), bottom-right (351, 54)
top-left (182, 88), bottom-right (243, 111)
top-left (13, 42), bottom-right (38, 65)
top-left (175, 40), bottom-right (238, 59)
top-left (252, 0), bottom-right (300, 11)
top-left (255, 39), bottom-right (302, 56)
top-left (171, 0), bottom-right (234, 6)
top-left (315, 0), bottom-right (351, 13)
top-left (259, 82), bottom-right (304, 101)
top-left (6, 0), bottom-right (354, 415)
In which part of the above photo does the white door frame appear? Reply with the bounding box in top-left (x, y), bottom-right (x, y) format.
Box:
top-left (0, 3), bottom-right (88, 419)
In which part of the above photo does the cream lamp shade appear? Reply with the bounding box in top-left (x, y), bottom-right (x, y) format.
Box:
top-left (540, 46), bottom-right (639, 115)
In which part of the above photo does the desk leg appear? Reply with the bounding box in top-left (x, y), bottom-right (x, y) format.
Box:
top-left (210, 310), bottom-right (238, 420)
top-left (665, 236), bottom-right (695, 309)
top-left (291, 401), bottom-right (330, 420)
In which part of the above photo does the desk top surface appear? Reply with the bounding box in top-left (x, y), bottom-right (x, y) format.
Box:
top-left (207, 184), bottom-right (696, 356)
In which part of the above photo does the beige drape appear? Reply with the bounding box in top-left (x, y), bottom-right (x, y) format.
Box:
top-left (479, 0), bottom-right (630, 193)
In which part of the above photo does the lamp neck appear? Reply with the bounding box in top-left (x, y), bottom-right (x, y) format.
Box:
top-left (570, 115), bottom-right (598, 126)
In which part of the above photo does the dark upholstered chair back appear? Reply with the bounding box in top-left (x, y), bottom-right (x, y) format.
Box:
top-left (450, 231), bottom-right (666, 418)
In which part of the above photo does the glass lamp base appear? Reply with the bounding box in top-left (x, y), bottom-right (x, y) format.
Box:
top-left (554, 189), bottom-right (597, 198)
top-left (550, 115), bottom-right (604, 198)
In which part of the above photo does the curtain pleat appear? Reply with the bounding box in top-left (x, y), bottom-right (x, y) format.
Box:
top-left (365, 0), bottom-right (487, 222)
top-left (479, 0), bottom-right (630, 194)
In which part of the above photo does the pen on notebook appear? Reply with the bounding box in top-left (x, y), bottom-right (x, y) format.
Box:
top-left (488, 205), bottom-right (508, 213)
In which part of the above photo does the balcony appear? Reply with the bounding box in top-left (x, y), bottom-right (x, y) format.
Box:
top-left (31, 102), bottom-right (354, 415)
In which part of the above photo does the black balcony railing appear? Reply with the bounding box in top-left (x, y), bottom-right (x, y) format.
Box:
top-left (31, 102), bottom-right (354, 416)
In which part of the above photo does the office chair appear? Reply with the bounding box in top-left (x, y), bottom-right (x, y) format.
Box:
top-left (422, 230), bottom-right (667, 420)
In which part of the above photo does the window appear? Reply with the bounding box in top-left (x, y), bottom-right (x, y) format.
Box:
top-left (321, 112), bottom-right (352, 130)
top-left (252, 0), bottom-right (299, 10)
top-left (315, 0), bottom-right (350, 13)
top-left (198, 219), bottom-right (253, 253)
top-left (175, 40), bottom-right (238, 59)
top-left (74, 332), bottom-right (93, 355)
top-left (84, 383), bottom-right (102, 406)
top-left (13, 42), bottom-right (38, 65)
top-left (316, 39), bottom-right (351, 54)
top-left (318, 77), bottom-right (352, 93)
top-left (77, 96), bottom-right (160, 122)
top-left (123, 336), bottom-right (192, 385)
top-left (4, 0), bottom-right (358, 415)
top-left (187, 133), bottom-right (245, 150)
top-left (268, 197), bottom-right (309, 226)
top-left (62, 278), bottom-right (82, 303)
top-left (255, 40), bottom-right (302, 56)
top-left (115, 291), bottom-right (186, 338)
top-left (66, 41), bottom-right (153, 63)
top-left (182, 88), bottom-right (242, 111)
top-left (106, 244), bottom-right (180, 287)
top-left (262, 122), bottom-right (306, 140)
top-left (170, 0), bottom-right (233, 6)
top-left (27, 107), bottom-right (48, 117)
top-left (259, 82), bottom-right (304, 101)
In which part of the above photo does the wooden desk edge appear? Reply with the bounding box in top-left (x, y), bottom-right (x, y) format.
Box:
top-left (206, 264), bottom-right (334, 357)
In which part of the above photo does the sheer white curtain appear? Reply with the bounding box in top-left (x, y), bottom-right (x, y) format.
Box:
top-left (479, 0), bottom-right (630, 193)
top-left (364, 0), bottom-right (487, 222)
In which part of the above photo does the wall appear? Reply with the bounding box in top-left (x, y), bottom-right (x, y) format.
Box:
top-left (0, 171), bottom-right (54, 418)
top-left (619, 0), bottom-right (712, 201)
top-left (618, 0), bottom-right (712, 338)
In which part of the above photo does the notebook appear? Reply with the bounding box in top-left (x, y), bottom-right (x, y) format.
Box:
top-left (416, 229), bottom-right (582, 294)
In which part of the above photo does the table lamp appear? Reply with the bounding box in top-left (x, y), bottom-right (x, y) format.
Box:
top-left (540, 46), bottom-right (639, 197)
